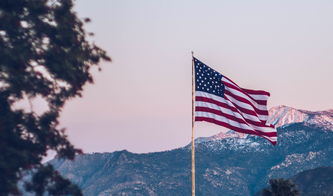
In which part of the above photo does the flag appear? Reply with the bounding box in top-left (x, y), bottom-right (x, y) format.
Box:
top-left (194, 57), bottom-right (277, 145)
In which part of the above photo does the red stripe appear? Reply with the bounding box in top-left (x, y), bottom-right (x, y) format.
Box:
top-left (196, 107), bottom-right (275, 133)
top-left (223, 75), bottom-right (270, 96)
top-left (196, 96), bottom-right (264, 120)
top-left (223, 82), bottom-right (267, 105)
top-left (195, 106), bottom-right (273, 128)
top-left (224, 90), bottom-right (269, 115)
top-left (223, 76), bottom-right (240, 87)
top-left (195, 117), bottom-right (277, 143)
top-left (241, 88), bottom-right (270, 96)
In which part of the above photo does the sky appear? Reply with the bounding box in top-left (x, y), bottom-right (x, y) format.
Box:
top-left (56, 0), bottom-right (333, 154)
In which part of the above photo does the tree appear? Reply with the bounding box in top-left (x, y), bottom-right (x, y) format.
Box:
top-left (261, 178), bottom-right (300, 196)
top-left (0, 0), bottom-right (110, 195)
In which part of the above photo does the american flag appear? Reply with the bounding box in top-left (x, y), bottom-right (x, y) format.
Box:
top-left (194, 57), bottom-right (277, 145)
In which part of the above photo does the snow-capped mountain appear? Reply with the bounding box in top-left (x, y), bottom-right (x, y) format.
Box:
top-left (268, 105), bottom-right (333, 130)
top-left (201, 105), bottom-right (333, 141)
top-left (195, 131), bottom-right (247, 144)
top-left (51, 122), bottom-right (333, 196)
top-left (48, 106), bottom-right (333, 196)
top-left (210, 131), bottom-right (247, 140)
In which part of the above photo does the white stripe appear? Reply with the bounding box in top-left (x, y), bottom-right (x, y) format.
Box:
top-left (196, 111), bottom-right (276, 134)
top-left (224, 86), bottom-right (268, 110)
top-left (196, 101), bottom-right (243, 119)
top-left (196, 91), bottom-right (269, 123)
top-left (225, 94), bottom-right (266, 114)
top-left (195, 107), bottom-right (275, 133)
top-left (222, 77), bottom-right (269, 101)
top-left (261, 135), bottom-right (277, 142)
top-left (224, 94), bottom-right (268, 121)
top-left (196, 91), bottom-right (269, 121)
top-left (195, 101), bottom-right (261, 123)
top-left (224, 94), bottom-right (256, 111)
top-left (196, 92), bottom-right (274, 131)
top-left (196, 111), bottom-right (253, 131)
top-left (259, 115), bottom-right (268, 121)
top-left (197, 91), bottom-right (255, 112)
top-left (247, 94), bottom-right (269, 101)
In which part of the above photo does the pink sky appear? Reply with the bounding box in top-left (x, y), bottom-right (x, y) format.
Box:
top-left (57, 0), bottom-right (333, 153)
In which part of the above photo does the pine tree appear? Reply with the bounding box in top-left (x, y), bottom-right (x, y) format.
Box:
top-left (262, 178), bottom-right (300, 196)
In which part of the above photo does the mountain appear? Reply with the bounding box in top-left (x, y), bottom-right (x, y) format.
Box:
top-left (50, 106), bottom-right (333, 196)
top-left (268, 105), bottom-right (333, 130)
top-left (211, 105), bottom-right (333, 141)
top-left (256, 166), bottom-right (333, 196)
top-left (291, 166), bottom-right (333, 196)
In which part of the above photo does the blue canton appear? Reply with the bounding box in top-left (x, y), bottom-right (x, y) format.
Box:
top-left (194, 57), bottom-right (225, 97)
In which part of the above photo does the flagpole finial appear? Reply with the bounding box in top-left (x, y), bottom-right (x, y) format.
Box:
top-left (191, 51), bottom-right (194, 57)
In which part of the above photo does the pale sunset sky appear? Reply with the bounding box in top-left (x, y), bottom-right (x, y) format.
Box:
top-left (57, 0), bottom-right (333, 153)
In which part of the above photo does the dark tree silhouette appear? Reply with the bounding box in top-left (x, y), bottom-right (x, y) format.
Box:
top-left (262, 178), bottom-right (300, 196)
top-left (0, 0), bottom-right (110, 195)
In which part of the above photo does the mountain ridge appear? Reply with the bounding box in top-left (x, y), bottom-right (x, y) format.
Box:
top-left (268, 105), bottom-right (333, 130)
top-left (49, 105), bottom-right (333, 196)
top-left (194, 105), bottom-right (333, 142)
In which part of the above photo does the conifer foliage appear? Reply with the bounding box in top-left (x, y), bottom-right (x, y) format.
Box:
top-left (0, 0), bottom-right (110, 195)
top-left (262, 179), bottom-right (300, 196)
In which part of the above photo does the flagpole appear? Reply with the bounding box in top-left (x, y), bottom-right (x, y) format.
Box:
top-left (191, 51), bottom-right (196, 196)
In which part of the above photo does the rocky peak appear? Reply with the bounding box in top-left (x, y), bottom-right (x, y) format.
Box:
top-left (203, 105), bottom-right (333, 143)
top-left (268, 105), bottom-right (333, 130)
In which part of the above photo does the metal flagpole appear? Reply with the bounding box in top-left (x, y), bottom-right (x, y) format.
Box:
top-left (191, 51), bottom-right (196, 196)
